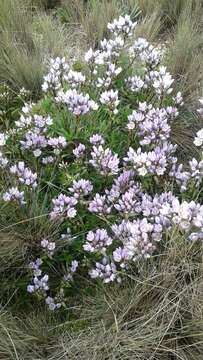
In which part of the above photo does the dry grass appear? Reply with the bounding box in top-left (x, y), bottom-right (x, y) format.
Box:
top-left (50, 233), bottom-right (203, 360)
top-left (59, 0), bottom-right (122, 47)
top-left (166, 3), bottom-right (203, 105)
top-left (0, 0), bottom-right (80, 96)
top-left (10, 232), bottom-right (196, 359)
top-left (0, 231), bottom-right (202, 360)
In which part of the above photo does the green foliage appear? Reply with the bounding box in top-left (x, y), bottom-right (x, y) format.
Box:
top-left (0, 2), bottom-right (203, 359)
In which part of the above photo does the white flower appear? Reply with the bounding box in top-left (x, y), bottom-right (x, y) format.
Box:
top-left (194, 129), bottom-right (203, 147)
top-left (100, 89), bottom-right (120, 114)
top-left (0, 133), bottom-right (7, 147)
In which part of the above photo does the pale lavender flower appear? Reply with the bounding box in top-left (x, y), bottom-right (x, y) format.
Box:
top-left (113, 247), bottom-right (130, 268)
top-left (89, 257), bottom-right (120, 283)
top-left (173, 91), bottom-right (184, 106)
top-left (27, 274), bottom-right (49, 294)
top-left (84, 48), bottom-right (95, 63)
top-left (73, 143), bottom-right (86, 159)
top-left (83, 229), bottom-right (112, 254)
top-left (3, 187), bottom-right (25, 204)
top-left (10, 161), bottom-right (37, 188)
top-left (194, 128), bottom-right (203, 148)
top-left (169, 163), bottom-right (191, 192)
top-left (189, 158), bottom-right (203, 186)
top-left (107, 15), bottom-right (136, 37)
top-left (41, 156), bottom-right (55, 165)
top-left (197, 98), bottom-right (203, 117)
top-left (106, 63), bottom-right (122, 77)
top-left (45, 296), bottom-right (62, 311)
top-left (171, 199), bottom-right (203, 231)
top-left (88, 193), bottom-right (112, 215)
top-left (0, 133), bottom-right (7, 147)
top-left (130, 37), bottom-right (149, 52)
top-left (124, 143), bottom-right (176, 176)
top-left (126, 75), bottom-right (145, 92)
top-left (100, 89), bottom-right (120, 114)
top-left (63, 260), bottom-right (79, 281)
top-left (29, 258), bottom-right (43, 275)
top-left (41, 239), bottom-right (56, 257)
top-left (89, 145), bottom-right (119, 175)
top-left (127, 106), bottom-right (171, 145)
top-left (112, 218), bottom-right (159, 261)
top-left (131, 39), bottom-right (163, 69)
top-left (64, 70), bottom-right (86, 88)
top-left (70, 260), bottom-right (79, 273)
top-left (100, 37), bottom-right (124, 60)
top-left (114, 186), bottom-right (141, 214)
top-left (20, 132), bottom-right (47, 157)
top-left (140, 192), bottom-right (176, 225)
top-left (89, 134), bottom-right (105, 145)
top-left (0, 151), bottom-right (8, 168)
top-left (15, 114), bottom-right (52, 132)
top-left (152, 66), bottom-right (174, 96)
top-left (56, 89), bottom-right (98, 116)
top-left (15, 114), bottom-right (32, 130)
top-left (47, 136), bottom-right (67, 155)
top-left (50, 194), bottom-right (78, 220)
top-left (106, 169), bottom-right (137, 202)
top-left (189, 232), bottom-right (203, 241)
top-left (69, 179), bottom-right (93, 199)
top-left (124, 218), bottom-right (158, 260)
top-left (42, 57), bottom-right (69, 93)
top-left (96, 63), bottom-right (122, 88)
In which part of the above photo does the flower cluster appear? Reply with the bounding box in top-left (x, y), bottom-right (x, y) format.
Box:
top-left (0, 151), bottom-right (8, 168)
top-left (152, 66), bottom-right (174, 96)
top-left (27, 257), bottom-right (49, 295)
top-left (124, 143), bottom-right (176, 176)
top-left (16, 111), bottom-right (68, 159)
top-left (41, 239), bottom-right (56, 257)
top-left (2, 187), bottom-right (25, 204)
top-left (10, 161), bottom-right (37, 188)
top-left (64, 70), bottom-right (86, 88)
top-left (197, 98), bottom-right (203, 118)
top-left (100, 89), bottom-right (120, 114)
top-left (89, 257), bottom-right (121, 283)
top-left (89, 144), bottom-right (119, 175)
top-left (88, 193), bottom-right (112, 215)
top-left (127, 103), bottom-right (174, 146)
top-left (50, 194), bottom-right (77, 220)
top-left (83, 229), bottom-right (112, 254)
top-left (126, 75), bottom-right (145, 92)
top-left (194, 128), bottom-right (203, 150)
top-left (131, 38), bottom-right (164, 69)
top-left (68, 179), bottom-right (93, 199)
top-left (2, 14), bottom-right (203, 311)
top-left (107, 15), bottom-right (137, 37)
top-left (63, 260), bottom-right (79, 281)
top-left (56, 89), bottom-right (98, 116)
top-left (73, 143), bottom-right (86, 159)
top-left (42, 57), bottom-right (69, 93)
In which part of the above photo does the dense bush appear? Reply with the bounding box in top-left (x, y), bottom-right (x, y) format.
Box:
top-left (0, 15), bottom-right (203, 314)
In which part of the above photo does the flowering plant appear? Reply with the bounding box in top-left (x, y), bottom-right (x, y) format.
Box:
top-left (0, 15), bottom-right (203, 310)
